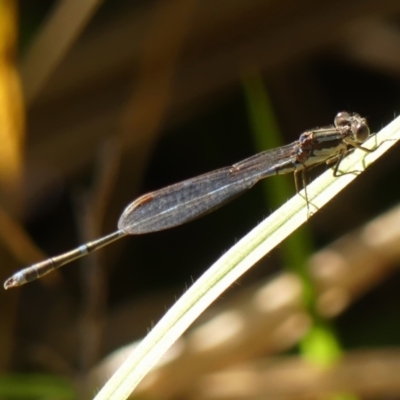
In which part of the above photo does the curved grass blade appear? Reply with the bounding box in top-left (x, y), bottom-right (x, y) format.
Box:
top-left (94, 115), bottom-right (400, 400)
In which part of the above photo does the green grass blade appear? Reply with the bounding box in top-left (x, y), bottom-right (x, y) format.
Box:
top-left (242, 72), bottom-right (315, 300)
top-left (242, 72), bottom-right (342, 365)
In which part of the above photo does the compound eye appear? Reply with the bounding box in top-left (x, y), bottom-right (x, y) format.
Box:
top-left (354, 122), bottom-right (370, 143)
top-left (334, 111), bottom-right (351, 127)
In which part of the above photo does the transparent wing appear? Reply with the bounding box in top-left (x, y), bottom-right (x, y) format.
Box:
top-left (119, 142), bottom-right (299, 234)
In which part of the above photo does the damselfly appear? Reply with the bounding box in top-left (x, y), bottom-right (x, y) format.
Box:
top-left (4, 111), bottom-right (370, 289)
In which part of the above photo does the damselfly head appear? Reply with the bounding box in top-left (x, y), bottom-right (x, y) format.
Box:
top-left (334, 111), bottom-right (370, 144)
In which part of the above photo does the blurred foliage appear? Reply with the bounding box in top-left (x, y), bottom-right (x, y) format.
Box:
top-left (1, 0), bottom-right (400, 399)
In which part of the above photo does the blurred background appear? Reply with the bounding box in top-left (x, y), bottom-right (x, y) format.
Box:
top-left (1, 0), bottom-right (400, 399)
